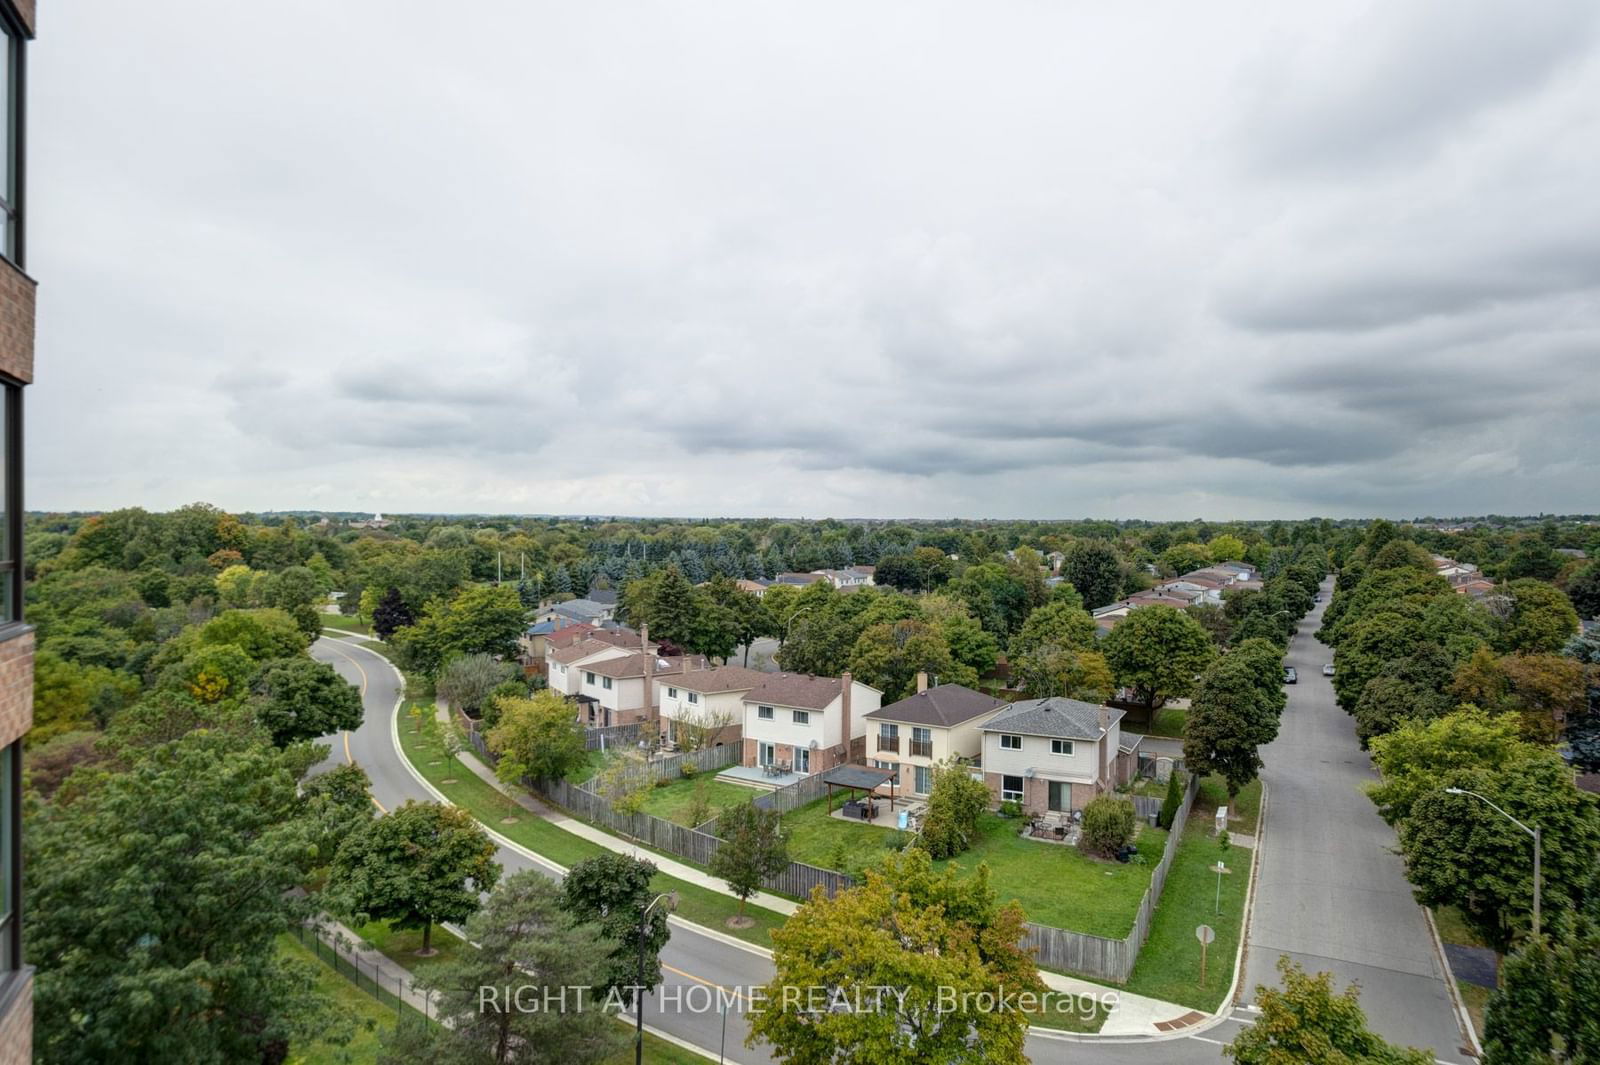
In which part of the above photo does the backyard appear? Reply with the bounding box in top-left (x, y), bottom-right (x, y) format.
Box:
top-left (636, 773), bottom-right (760, 827)
top-left (779, 797), bottom-right (1166, 938)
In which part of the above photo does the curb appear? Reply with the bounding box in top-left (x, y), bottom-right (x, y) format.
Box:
top-left (1423, 904), bottom-right (1482, 1058)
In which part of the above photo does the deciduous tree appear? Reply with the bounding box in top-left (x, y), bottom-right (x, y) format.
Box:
top-left (331, 801), bottom-right (500, 955)
top-left (709, 801), bottom-right (789, 916)
top-left (486, 691), bottom-right (589, 784)
top-left (1225, 957), bottom-right (1433, 1065)
top-left (1102, 604), bottom-right (1215, 714)
top-left (250, 656), bottom-right (364, 746)
top-left (559, 853), bottom-right (671, 1005)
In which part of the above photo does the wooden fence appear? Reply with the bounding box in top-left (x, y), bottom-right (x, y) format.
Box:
top-left (750, 770), bottom-right (837, 815)
top-left (583, 722), bottom-right (643, 751)
top-left (464, 727), bottom-right (852, 901)
top-left (1020, 773), bottom-right (1200, 983)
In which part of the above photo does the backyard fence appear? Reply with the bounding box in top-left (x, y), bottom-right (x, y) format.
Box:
top-left (465, 724), bottom-right (853, 901)
top-left (583, 721), bottom-right (644, 751)
top-left (1130, 794), bottom-right (1164, 821)
top-left (750, 770), bottom-right (836, 814)
top-left (1020, 773), bottom-right (1200, 983)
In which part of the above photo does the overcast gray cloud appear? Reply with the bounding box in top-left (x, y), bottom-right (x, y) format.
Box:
top-left (25, 0), bottom-right (1600, 519)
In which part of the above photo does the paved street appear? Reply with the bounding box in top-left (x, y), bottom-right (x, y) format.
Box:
top-left (312, 625), bottom-right (1468, 1065)
top-left (1243, 582), bottom-right (1470, 1063)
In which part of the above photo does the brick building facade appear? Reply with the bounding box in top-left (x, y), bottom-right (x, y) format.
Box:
top-left (0, 0), bottom-right (37, 1060)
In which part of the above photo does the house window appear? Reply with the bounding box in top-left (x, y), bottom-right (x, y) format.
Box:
top-left (667, 687), bottom-right (678, 699)
top-left (999, 734), bottom-right (1023, 751)
top-left (877, 723), bottom-right (899, 752)
top-left (910, 727), bottom-right (933, 758)
top-left (758, 742), bottom-right (775, 766)
top-left (872, 759), bottom-right (894, 771)
top-left (602, 676), bottom-right (612, 690)
top-left (757, 705), bottom-right (774, 720)
top-left (792, 710), bottom-right (809, 725)
top-left (688, 692), bottom-right (699, 704)
top-left (1051, 739), bottom-right (1074, 756)
top-left (914, 765), bottom-right (933, 795)
top-left (1001, 774), bottom-right (1024, 803)
top-left (584, 671), bottom-right (596, 685)
top-left (796, 748), bottom-right (810, 773)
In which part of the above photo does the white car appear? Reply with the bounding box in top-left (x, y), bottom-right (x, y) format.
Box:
top-left (1322, 664), bottom-right (1335, 677)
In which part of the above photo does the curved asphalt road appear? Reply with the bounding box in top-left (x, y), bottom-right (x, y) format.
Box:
top-left (308, 634), bottom-right (1294, 1064)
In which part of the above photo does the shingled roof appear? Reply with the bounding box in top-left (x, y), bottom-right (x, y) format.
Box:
top-left (586, 653), bottom-right (707, 680)
top-left (664, 665), bottom-right (770, 694)
top-left (979, 697), bottom-right (1121, 740)
top-left (742, 673), bottom-right (848, 711)
top-left (865, 684), bottom-right (1006, 728)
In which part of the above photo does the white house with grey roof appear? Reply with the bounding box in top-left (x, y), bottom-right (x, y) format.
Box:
top-left (738, 671), bottom-right (882, 777)
top-left (862, 675), bottom-right (1007, 798)
top-left (979, 697), bottom-right (1139, 816)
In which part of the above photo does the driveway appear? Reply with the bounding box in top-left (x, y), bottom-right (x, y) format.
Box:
top-left (1242, 582), bottom-right (1470, 1062)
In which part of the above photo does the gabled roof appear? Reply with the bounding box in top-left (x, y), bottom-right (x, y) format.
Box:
top-left (743, 673), bottom-right (859, 711)
top-left (866, 684), bottom-right (1007, 728)
top-left (550, 598), bottom-right (611, 620)
top-left (663, 665), bottom-right (770, 695)
top-left (980, 697), bottom-right (1120, 741)
top-left (549, 638), bottom-right (628, 665)
top-left (586, 653), bottom-right (707, 679)
top-left (585, 588), bottom-right (620, 606)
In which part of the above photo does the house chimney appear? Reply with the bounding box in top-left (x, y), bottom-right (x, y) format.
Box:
top-left (1098, 704), bottom-right (1111, 791)
top-left (641, 624), bottom-right (655, 733)
top-left (840, 671), bottom-right (853, 762)
top-left (916, 671), bottom-right (929, 694)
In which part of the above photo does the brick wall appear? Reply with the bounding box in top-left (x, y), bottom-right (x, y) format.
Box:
top-left (0, 974), bottom-right (31, 1065)
top-left (0, 262), bottom-right (34, 385)
top-left (0, 631), bottom-right (33, 748)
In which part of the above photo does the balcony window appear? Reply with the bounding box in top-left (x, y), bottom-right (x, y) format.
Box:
top-left (1, 741), bottom-right (17, 974)
top-left (0, 18), bottom-right (19, 265)
top-left (877, 723), bottom-right (899, 752)
top-left (910, 727), bottom-right (933, 759)
top-left (0, 384), bottom-right (15, 625)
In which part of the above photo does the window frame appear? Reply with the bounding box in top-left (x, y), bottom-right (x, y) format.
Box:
top-left (666, 686), bottom-right (677, 699)
top-left (601, 676), bottom-right (612, 690)
top-left (999, 733), bottom-right (1023, 751)
top-left (791, 709), bottom-right (809, 725)
top-left (0, 11), bottom-right (23, 267)
top-left (1000, 774), bottom-right (1024, 803)
top-left (0, 380), bottom-right (19, 630)
top-left (1050, 739), bottom-right (1075, 756)
top-left (757, 705), bottom-right (774, 720)
top-left (687, 691), bottom-right (699, 704)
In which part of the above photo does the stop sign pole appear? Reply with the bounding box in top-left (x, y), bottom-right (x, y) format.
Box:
top-left (1195, 924), bottom-right (1215, 985)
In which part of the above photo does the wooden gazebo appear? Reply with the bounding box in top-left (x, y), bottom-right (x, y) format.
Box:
top-left (821, 764), bottom-right (897, 817)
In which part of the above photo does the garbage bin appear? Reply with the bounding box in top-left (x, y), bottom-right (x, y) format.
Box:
top-left (898, 809), bottom-right (909, 831)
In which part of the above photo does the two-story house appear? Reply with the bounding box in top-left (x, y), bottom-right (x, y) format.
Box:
top-left (979, 697), bottom-right (1135, 816)
top-left (740, 671), bottom-right (882, 776)
top-left (862, 676), bottom-right (1006, 798)
top-left (655, 665), bottom-right (766, 749)
top-left (577, 651), bottom-right (706, 728)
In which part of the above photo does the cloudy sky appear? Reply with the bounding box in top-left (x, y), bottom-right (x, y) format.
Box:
top-left (26, 1), bottom-right (1600, 519)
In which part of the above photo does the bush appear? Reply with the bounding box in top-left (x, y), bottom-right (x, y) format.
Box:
top-left (1158, 771), bottom-right (1183, 829)
top-left (652, 776), bottom-right (671, 789)
top-left (999, 799), bottom-right (1023, 819)
top-left (917, 760), bottom-right (992, 860)
top-left (1078, 795), bottom-right (1137, 859)
top-left (679, 762), bottom-right (699, 780)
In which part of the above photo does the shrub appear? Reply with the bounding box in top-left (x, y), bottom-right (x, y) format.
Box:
top-left (999, 799), bottom-right (1023, 819)
top-left (1078, 795), bottom-right (1137, 859)
top-left (917, 759), bottom-right (992, 860)
top-left (680, 762), bottom-right (699, 780)
top-left (1157, 770), bottom-right (1183, 829)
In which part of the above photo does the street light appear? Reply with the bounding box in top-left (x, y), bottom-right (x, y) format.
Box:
top-left (635, 891), bottom-right (678, 1065)
top-left (782, 605), bottom-right (815, 645)
top-left (1445, 788), bottom-right (1542, 937)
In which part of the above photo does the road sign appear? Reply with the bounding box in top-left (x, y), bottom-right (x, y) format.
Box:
top-left (1196, 924), bottom-right (1215, 985)
top-left (1213, 860), bottom-right (1232, 915)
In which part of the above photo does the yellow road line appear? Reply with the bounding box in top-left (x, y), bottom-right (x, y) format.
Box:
top-left (318, 638), bottom-right (387, 813)
top-left (662, 963), bottom-right (751, 1005)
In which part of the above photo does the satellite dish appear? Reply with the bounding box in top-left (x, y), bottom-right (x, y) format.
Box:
top-left (1023, 768), bottom-right (1036, 779)
top-left (809, 740), bottom-right (819, 750)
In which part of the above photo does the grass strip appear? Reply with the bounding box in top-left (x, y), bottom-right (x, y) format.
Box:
top-left (396, 708), bottom-right (787, 950)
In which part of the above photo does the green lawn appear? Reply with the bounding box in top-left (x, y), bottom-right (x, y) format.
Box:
top-left (936, 814), bottom-right (1166, 937)
top-left (1196, 776), bottom-right (1262, 836)
top-left (351, 918), bottom-right (470, 973)
top-left (1433, 905), bottom-right (1489, 948)
top-left (1120, 819), bottom-right (1249, 1011)
top-left (321, 615), bottom-right (372, 635)
top-left (281, 933), bottom-right (396, 1065)
top-left (1459, 982), bottom-right (1490, 1043)
top-left (1025, 992), bottom-right (1110, 1034)
top-left (637, 774), bottom-right (758, 827)
top-left (396, 710), bottom-right (789, 948)
top-left (779, 796), bottom-right (901, 873)
top-left (1123, 706), bottom-right (1186, 738)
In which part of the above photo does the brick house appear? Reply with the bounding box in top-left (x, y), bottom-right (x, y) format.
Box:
top-left (739, 671), bottom-right (882, 776)
top-left (979, 698), bottom-right (1136, 816)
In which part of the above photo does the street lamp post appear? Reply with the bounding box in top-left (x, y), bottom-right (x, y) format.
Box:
top-left (635, 891), bottom-right (678, 1065)
top-left (1445, 788), bottom-right (1541, 937)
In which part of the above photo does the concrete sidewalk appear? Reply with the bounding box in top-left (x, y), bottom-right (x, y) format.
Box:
top-left (306, 917), bottom-right (440, 1019)
top-left (436, 701), bottom-right (801, 916)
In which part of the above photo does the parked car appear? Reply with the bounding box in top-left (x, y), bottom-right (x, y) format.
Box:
top-left (1284, 667), bottom-right (1298, 684)
top-left (1322, 663), bottom-right (1335, 676)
